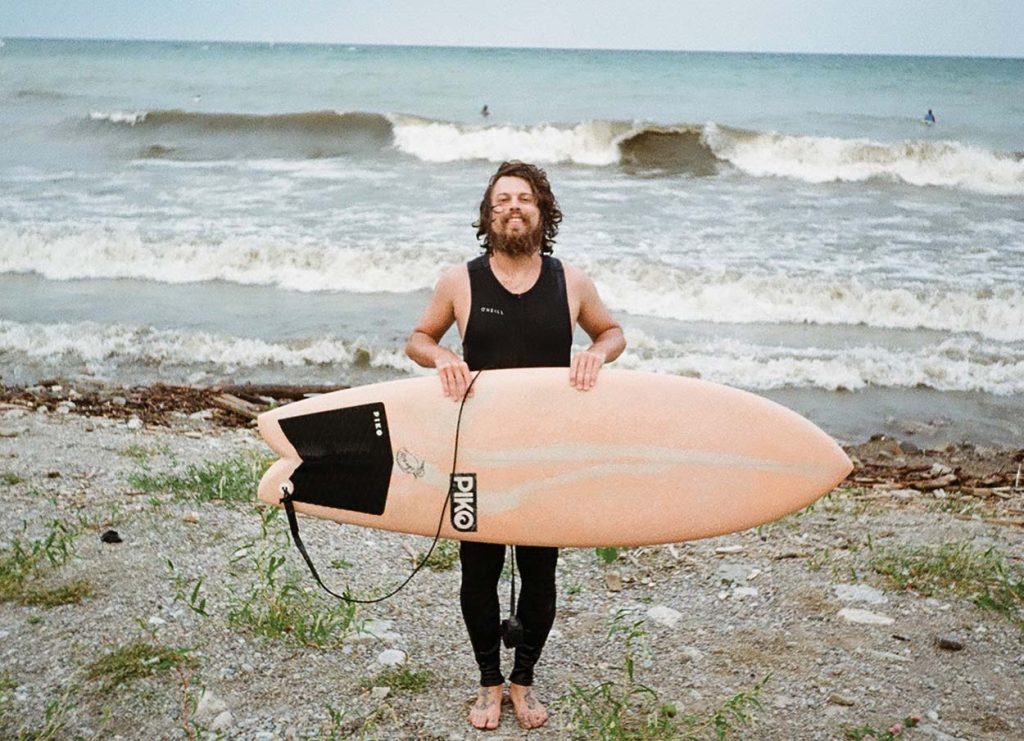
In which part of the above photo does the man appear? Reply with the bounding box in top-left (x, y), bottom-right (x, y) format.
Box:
top-left (405, 161), bottom-right (625, 730)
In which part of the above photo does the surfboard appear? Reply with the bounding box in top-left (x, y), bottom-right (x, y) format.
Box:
top-left (257, 368), bottom-right (852, 548)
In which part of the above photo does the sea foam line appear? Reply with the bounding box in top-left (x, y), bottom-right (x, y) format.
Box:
top-left (1, 320), bottom-right (1020, 395)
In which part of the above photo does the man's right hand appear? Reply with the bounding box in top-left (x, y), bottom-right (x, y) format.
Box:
top-left (434, 349), bottom-right (474, 400)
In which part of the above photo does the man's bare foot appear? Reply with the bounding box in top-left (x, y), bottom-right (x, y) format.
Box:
top-left (468, 685), bottom-right (503, 730)
top-left (509, 682), bottom-right (548, 729)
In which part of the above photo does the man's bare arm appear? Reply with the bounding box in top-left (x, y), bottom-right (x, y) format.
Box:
top-left (570, 269), bottom-right (625, 391)
top-left (405, 267), bottom-right (474, 399)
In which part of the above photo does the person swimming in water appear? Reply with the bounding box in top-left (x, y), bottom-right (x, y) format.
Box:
top-left (481, 104), bottom-right (490, 118)
top-left (924, 108), bottom-right (936, 124)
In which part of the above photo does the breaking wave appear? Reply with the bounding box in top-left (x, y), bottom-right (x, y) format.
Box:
top-left (82, 108), bottom-right (1024, 194)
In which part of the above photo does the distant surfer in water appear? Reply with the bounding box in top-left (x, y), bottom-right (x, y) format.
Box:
top-left (406, 161), bottom-right (625, 729)
top-left (481, 104), bottom-right (490, 118)
top-left (924, 108), bottom-right (936, 124)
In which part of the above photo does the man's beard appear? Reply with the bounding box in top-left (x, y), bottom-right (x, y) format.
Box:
top-left (489, 221), bottom-right (542, 257)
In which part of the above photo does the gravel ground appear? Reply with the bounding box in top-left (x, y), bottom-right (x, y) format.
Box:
top-left (1, 406), bottom-right (1022, 740)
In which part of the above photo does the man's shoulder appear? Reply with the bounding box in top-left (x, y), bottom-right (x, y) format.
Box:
top-left (435, 262), bottom-right (471, 292)
top-left (558, 260), bottom-right (595, 287)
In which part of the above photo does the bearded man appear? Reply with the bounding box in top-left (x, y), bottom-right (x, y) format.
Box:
top-left (405, 160), bottom-right (625, 730)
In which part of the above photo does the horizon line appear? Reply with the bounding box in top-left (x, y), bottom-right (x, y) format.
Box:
top-left (3, 35), bottom-right (1022, 61)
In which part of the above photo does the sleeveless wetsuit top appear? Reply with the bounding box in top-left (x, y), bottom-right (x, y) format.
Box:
top-left (462, 254), bottom-right (572, 371)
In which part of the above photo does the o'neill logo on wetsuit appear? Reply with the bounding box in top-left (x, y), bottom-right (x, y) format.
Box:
top-left (480, 306), bottom-right (504, 316)
top-left (449, 473), bottom-right (478, 532)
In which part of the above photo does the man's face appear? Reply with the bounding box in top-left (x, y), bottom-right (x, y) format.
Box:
top-left (488, 175), bottom-right (542, 256)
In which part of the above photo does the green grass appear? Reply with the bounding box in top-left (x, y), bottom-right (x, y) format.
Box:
top-left (0, 520), bottom-right (91, 607)
top-left (1, 471), bottom-right (24, 486)
top-left (361, 664), bottom-right (433, 694)
top-left (85, 640), bottom-right (195, 692)
top-left (869, 542), bottom-right (1024, 626)
top-left (416, 539), bottom-right (459, 571)
top-left (227, 508), bottom-right (357, 648)
top-left (558, 612), bottom-right (766, 740)
top-left (127, 452), bottom-right (272, 503)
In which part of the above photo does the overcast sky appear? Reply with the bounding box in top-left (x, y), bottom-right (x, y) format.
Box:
top-left (1, 1), bottom-right (1022, 58)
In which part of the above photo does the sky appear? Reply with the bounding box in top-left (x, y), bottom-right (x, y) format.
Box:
top-left (1, 0), bottom-right (1022, 58)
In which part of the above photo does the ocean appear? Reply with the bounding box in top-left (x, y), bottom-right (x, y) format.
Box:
top-left (1, 38), bottom-right (1022, 445)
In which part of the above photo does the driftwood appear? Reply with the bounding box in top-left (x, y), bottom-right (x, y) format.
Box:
top-left (212, 393), bottom-right (262, 420)
top-left (213, 383), bottom-right (348, 403)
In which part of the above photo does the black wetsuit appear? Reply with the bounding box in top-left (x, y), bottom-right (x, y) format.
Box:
top-left (460, 253), bottom-right (571, 687)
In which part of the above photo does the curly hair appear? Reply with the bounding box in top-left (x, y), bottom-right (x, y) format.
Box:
top-left (474, 161), bottom-right (563, 255)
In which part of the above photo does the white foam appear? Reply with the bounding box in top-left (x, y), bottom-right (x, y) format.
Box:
top-left (0, 320), bottom-right (420, 374)
top-left (388, 115), bottom-right (631, 166)
top-left (703, 123), bottom-right (1024, 196)
top-left (0, 227), bottom-right (459, 294)
top-left (585, 258), bottom-right (1024, 343)
top-left (89, 110), bottom-right (149, 126)
top-left (615, 329), bottom-right (1024, 395)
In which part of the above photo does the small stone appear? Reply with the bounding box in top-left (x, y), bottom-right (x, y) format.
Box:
top-left (646, 605), bottom-right (682, 628)
top-left (210, 710), bottom-right (234, 732)
top-left (827, 693), bottom-right (856, 707)
top-left (148, 616), bottom-right (166, 626)
top-left (182, 514), bottom-right (200, 524)
top-left (834, 584), bottom-right (888, 605)
top-left (934, 636), bottom-right (964, 651)
top-left (46, 471), bottom-right (61, 479)
top-left (126, 416), bottom-right (143, 430)
top-left (190, 409), bottom-right (215, 420)
top-left (369, 686), bottom-right (390, 701)
top-left (377, 649), bottom-right (406, 666)
top-left (838, 608), bottom-right (894, 625)
top-left (733, 586), bottom-right (759, 599)
top-left (194, 690), bottom-right (228, 723)
top-left (715, 545), bottom-right (744, 554)
top-left (604, 571), bottom-right (623, 592)
top-left (100, 529), bottom-right (123, 543)
top-left (716, 563), bottom-right (752, 585)
top-left (111, 396), bottom-right (127, 406)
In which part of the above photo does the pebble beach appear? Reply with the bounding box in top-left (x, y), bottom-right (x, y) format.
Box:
top-left (2, 384), bottom-right (1022, 739)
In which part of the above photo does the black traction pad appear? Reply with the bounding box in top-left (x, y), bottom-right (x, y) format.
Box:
top-left (278, 402), bottom-right (394, 516)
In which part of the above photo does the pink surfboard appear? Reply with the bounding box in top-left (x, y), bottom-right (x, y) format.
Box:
top-left (257, 368), bottom-right (852, 547)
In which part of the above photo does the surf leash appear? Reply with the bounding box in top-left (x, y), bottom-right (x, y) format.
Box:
top-left (279, 369), bottom-right (483, 604)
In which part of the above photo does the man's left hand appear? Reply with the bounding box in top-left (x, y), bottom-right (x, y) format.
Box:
top-left (570, 350), bottom-right (606, 391)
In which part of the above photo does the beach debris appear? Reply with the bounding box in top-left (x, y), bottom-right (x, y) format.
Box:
top-left (604, 570), bottom-right (623, 592)
top-left (212, 393), bottom-right (262, 420)
top-left (100, 529), bottom-right (123, 543)
top-left (934, 636), bottom-right (964, 652)
top-left (827, 693), bottom-right (856, 706)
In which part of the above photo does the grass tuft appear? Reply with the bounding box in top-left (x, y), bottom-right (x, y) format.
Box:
top-left (361, 664), bottom-right (433, 694)
top-left (869, 542), bottom-right (1023, 626)
top-left (85, 640), bottom-right (195, 692)
top-left (227, 507), bottom-right (357, 648)
top-left (127, 452), bottom-right (272, 503)
top-left (558, 612), bottom-right (767, 739)
top-left (416, 539), bottom-right (459, 571)
top-left (0, 520), bottom-right (90, 607)
top-left (1, 471), bottom-right (24, 486)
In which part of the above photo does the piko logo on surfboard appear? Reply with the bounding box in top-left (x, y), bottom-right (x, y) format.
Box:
top-left (449, 473), bottom-right (478, 532)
